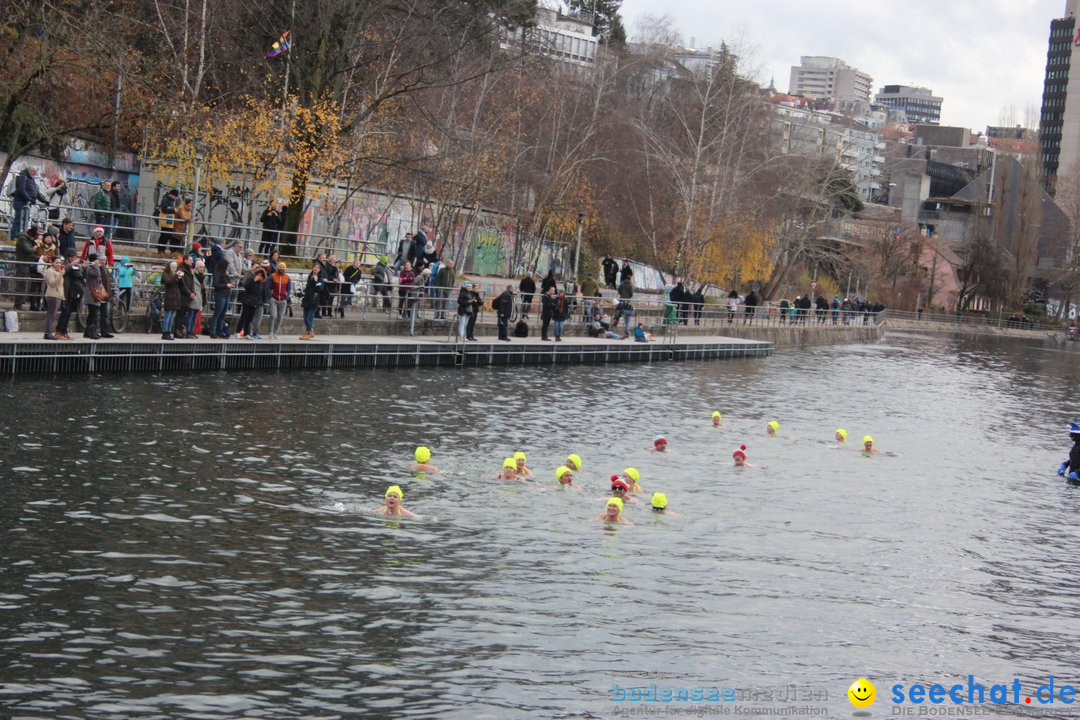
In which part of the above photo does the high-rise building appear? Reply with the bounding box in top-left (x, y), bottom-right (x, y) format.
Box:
top-left (874, 85), bottom-right (942, 125)
top-left (788, 56), bottom-right (873, 104)
top-left (1039, 0), bottom-right (1080, 192)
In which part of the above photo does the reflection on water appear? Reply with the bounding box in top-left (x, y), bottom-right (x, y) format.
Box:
top-left (3, 331), bottom-right (1080, 717)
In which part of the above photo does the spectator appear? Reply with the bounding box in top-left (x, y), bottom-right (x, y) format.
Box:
top-left (11, 167), bottom-right (47, 235)
top-left (670, 279), bottom-right (688, 325)
top-left (619, 260), bottom-right (633, 287)
top-left (435, 259), bottom-right (455, 320)
top-left (12, 223), bottom-right (40, 310)
top-left (93, 253), bottom-right (114, 338)
top-left (743, 288), bottom-right (758, 325)
top-left (601, 255), bottom-right (618, 289)
top-left (408, 231), bottom-right (427, 267)
top-left (393, 233), bottom-right (412, 271)
top-left (173, 254), bottom-right (197, 338)
top-left (541, 268), bottom-right (556, 294)
top-left (190, 258), bottom-right (206, 336)
top-left (56, 250), bottom-right (83, 340)
top-left (156, 189), bottom-right (179, 252)
top-left (42, 255), bottom-right (65, 340)
top-left (371, 255), bottom-right (392, 311)
top-left (83, 252), bottom-right (106, 339)
top-left (268, 262), bottom-right (291, 339)
top-left (540, 286), bottom-right (555, 341)
top-left (173, 197), bottom-right (192, 247)
top-left (239, 266), bottom-right (267, 339)
top-left (92, 181), bottom-right (111, 231)
top-left (259, 204), bottom-right (281, 255)
top-left (108, 179), bottom-right (122, 238)
top-left (815, 295), bottom-right (829, 323)
top-left (494, 284), bottom-right (514, 341)
top-left (726, 289), bottom-right (739, 323)
top-left (778, 297), bottom-right (789, 325)
top-left (612, 276), bottom-right (634, 338)
top-left (44, 179), bottom-right (67, 223)
top-left (225, 241), bottom-right (246, 315)
top-left (300, 262), bottom-right (323, 340)
top-left (691, 285), bottom-right (706, 325)
top-left (160, 260), bottom-right (181, 340)
top-left (397, 261), bottom-right (415, 318)
top-left (206, 239), bottom-right (225, 280)
top-left (465, 282), bottom-right (482, 341)
top-left (553, 289), bottom-right (570, 341)
top-left (342, 258), bottom-right (363, 314)
top-left (55, 217), bottom-right (77, 258)
top-left (187, 242), bottom-right (203, 268)
top-left (518, 273), bottom-right (536, 320)
top-left (456, 281), bottom-right (474, 340)
top-left (81, 226), bottom-right (115, 267)
top-left (209, 260), bottom-right (234, 339)
top-left (115, 256), bottom-right (136, 310)
top-left (320, 254), bottom-right (341, 318)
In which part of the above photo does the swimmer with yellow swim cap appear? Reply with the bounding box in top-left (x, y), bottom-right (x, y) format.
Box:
top-left (595, 496), bottom-right (631, 524)
top-left (835, 428), bottom-right (848, 443)
top-left (513, 451), bottom-right (534, 477)
top-left (650, 492), bottom-right (680, 516)
top-left (565, 453), bottom-right (583, 471)
top-left (610, 476), bottom-right (638, 504)
top-left (493, 457), bottom-right (524, 482)
top-left (373, 485), bottom-right (416, 517)
top-left (651, 435), bottom-right (668, 452)
top-left (555, 465), bottom-right (583, 492)
top-left (767, 421), bottom-right (780, 435)
top-left (622, 467), bottom-right (643, 493)
top-left (409, 446), bottom-right (439, 473)
top-left (711, 411), bottom-right (723, 427)
top-left (862, 435), bottom-right (880, 455)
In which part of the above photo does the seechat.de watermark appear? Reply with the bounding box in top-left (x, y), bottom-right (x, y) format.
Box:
top-left (890, 676), bottom-right (1078, 707)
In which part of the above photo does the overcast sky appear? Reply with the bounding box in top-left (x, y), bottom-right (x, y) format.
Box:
top-left (618, 0), bottom-right (1063, 131)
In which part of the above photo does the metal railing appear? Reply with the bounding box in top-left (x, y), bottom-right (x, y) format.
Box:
top-left (883, 308), bottom-right (1060, 332)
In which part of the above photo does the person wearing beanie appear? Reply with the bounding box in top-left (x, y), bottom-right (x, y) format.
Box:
top-left (733, 444), bottom-right (752, 467)
top-left (80, 225), bottom-right (114, 266)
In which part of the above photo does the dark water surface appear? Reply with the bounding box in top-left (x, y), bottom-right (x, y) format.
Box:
top-left (3, 331), bottom-right (1080, 719)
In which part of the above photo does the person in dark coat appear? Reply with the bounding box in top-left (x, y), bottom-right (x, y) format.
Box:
top-left (11, 167), bottom-right (47, 235)
top-left (456, 282), bottom-right (474, 340)
top-left (670, 279), bottom-right (688, 325)
top-left (601, 255), bottom-right (618, 289)
top-left (160, 260), bottom-right (181, 340)
top-left (494, 284), bottom-right (514, 341)
top-left (541, 269), bottom-right (556, 294)
top-left (300, 263), bottom-right (323, 340)
top-left (175, 255), bottom-right (196, 338)
top-left (619, 260), bottom-right (633, 286)
top-left (209, 259), bottom-right (234, 338)
top-left (83, 253), bottom-right (106, 339)
top-left (540, 286), bottom-right (555, 341)
top-left (408, 231), bottom-right (427, 267)
top-left (518, 274), bottom-right (536, 319)
top-left (55, 218), bottom-right (77, 258)
top-left (743, 289), bottom-right (758, 325)
top-left (239, 267), bottom-right (267, 338)
top-left (691, 285), bottom-right (706, 325)
top-left (466, 284), bottom-right (482, 341)
top-left (56, 250), bottom-right (83, 340)
top-left (259, 204), bottom-right (281, 255)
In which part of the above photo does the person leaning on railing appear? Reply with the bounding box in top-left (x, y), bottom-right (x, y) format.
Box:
top-left (12, 223), bottom-right (40, 311)
top-left (371, 255), bottom-right (392, 311)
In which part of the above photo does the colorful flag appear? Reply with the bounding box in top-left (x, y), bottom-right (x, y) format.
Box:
top-left (266, 29), bottom-right (291, 58)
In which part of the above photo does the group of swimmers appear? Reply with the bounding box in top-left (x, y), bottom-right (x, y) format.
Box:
top-left (371, 413), bottom-right (882, 523)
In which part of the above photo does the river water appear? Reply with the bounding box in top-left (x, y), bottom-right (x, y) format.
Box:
top-left (2, 331), bottom-right (1080, 719)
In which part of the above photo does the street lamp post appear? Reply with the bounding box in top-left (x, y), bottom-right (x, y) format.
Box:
top-left (189, 143), bottom-right (205, 248)
top-left (573, 212), bottom-right (584, 289)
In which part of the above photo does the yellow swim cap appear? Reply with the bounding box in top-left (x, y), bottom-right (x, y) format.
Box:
top-left (385, 485), bottom-right (403, 499)
top-left (502, 457), bottom-right (516, 469)
top-left (606, 497), bottom-right (624, 512)
top-left (556, 465), bottom-right (572, 481)
top-left (712, 411), bottom-right (722, 419)
top-left (623, 467), bottom-right (640, 482)
top-left (513, 451), bottom-right (527, 463)
top-left (415, 446), bottom-right (431, 463)
top-left (567, 453), bottom-right (582, 470)
top-left (768, 421), bottom-right (780, 432)
top-left (651, 492), bottom-right (667, 509)
top-left (863, 435), bottom-right (874, 444)
top-left (836, 428), bottom-right (847, 441)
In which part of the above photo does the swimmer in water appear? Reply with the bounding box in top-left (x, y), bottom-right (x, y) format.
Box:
top-left (835, 428), bottom-right (848, 443)
top-left (767, 421), bottom-right (780, 436)
top-left (652, 435), bottom-right (668, 452)
top-left (650, 492), bottom-right (680, 516)
top-left (596, 496), bottom-right (631, 524)
top-left (1057, 421), bottom-right (1080, 480)
top-left (374, 485), bottom-right (416, 517)
top-left (733, 444), bottom-right (753, 467)
top-left (410, 445), bottom-right (439, 473)
top-left (610, 477), bottom-right (638, 504)
top-left (513, 451), bottom-right (534, 477)
top-left (711, 411), bottom-right (723, 427)
top-left (494, 457), bottom-right (524, 482)
top-left (555, 465), bottom-right (584, 492)
top-left (622, 467), bottom-right (643, 493)
top-left (861, 435), bottom-right (880, 455)
top-left (565, 453), bottom-right (583, 472)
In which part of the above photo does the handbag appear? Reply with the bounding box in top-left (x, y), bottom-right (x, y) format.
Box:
top-left (91, 284), bottom-right (109, 302)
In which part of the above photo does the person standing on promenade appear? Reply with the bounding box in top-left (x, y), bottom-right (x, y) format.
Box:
top-left (393, 233), bottom-right (412, 271)
top-left (518, 273), bottom-right (536, 320)
top-left (372, 255), bottom-right (392, 311)
top-left (553, 289), bottom-right (570, 341)
top-left (397, 261), bottom-right (415, 318)
top-left (602, 255), bottom-right (618, 289)
top-left (94, 253), bottom-right (115, 338)
top-left (435, 259), bottom-right (455, 320)
top-left (239, 266), bottom-right (267, 339)
top-left (300, 262), bottom-right (323, 340)
top-left (466, 283), bottom-right (482, 341)
top-left (612, 276), bottom-right (634, 339)
top-left (175, 254), bottom-right (196, 338)
top-left (268, 262), bottom-right (291, 339)
top-left (259, 203), bottom-right (281, 256)
top-left (55, 218), bottom-right (76, 259)
top-left (343, 257), bottom-right (363, 316)
top-left (189, 258), bottom-right (206, 337)
top-left (156, 189), bottom-right (179, 252)
top-left (56, 250), bottom-right (83, 340)
top-left (108, 179), bottom-right (122, 239)
top-left (670, 278), bottom-right (688, 325)
top-left (494, 284), bottom-right (514, 341)
top-left (92, 181), bottom-right (112, 235)
top-left (456, 281), bottom-right (473, 340)
top-left (541, 268), bottom-right (556, 295)
top-left (12, 223), bottom-right (39, 310)
top-left (160, 260), bottom-right (181, 340)
top-left (743, 288), bottom-right (758, 325)
top-left (540, 286), bottom-right (555, 341)
top-left (209, 260), bottom-right (234, 339)
top-left (83, 253), bottom-right (106, 339)
top-left (42, 255), bottom-right (65, 340)
top-left (619, 260), bottom-right (634, 287)
top-left (225, 241), bottom-right (246, 316)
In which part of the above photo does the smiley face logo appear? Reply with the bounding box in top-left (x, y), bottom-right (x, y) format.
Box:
top-left (848, 678), bottom-right (876, 708)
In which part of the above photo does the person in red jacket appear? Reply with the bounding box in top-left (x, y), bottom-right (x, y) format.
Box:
top-left (80, 226), bottom-right (114, 267)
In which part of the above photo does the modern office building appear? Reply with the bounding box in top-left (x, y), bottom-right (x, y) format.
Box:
top-left (788, 56), bottom-right (873, 104)
top-left (874, 85), bottom-right (942, 125)
top-left (1039, 0), bottom-right (1080, 193)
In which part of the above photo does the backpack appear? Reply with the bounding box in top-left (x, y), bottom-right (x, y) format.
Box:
top-left (513, 319), bottom-right (529, 338)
